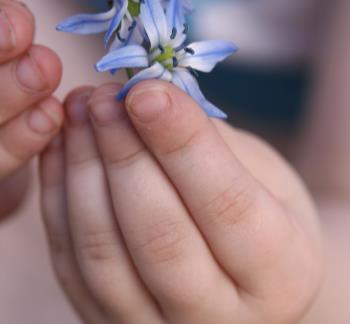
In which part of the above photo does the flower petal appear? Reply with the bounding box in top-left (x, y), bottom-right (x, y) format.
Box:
top-left (140, 0), bottom-right (169, 49)
top-left (95, 45), bottom-right (149, 72)
top-left (117, 62), bottom-right (172, 100)
top-left (104, 0), bottom-right (128, 47)
top-left (179, 40), bottom-right (238, 73)
top-left (172, 68), bottom-right (227, 118)
top-left (166, 0), bottom-right (187, 47)
top-left (56, 6), bottom-right (117, 34)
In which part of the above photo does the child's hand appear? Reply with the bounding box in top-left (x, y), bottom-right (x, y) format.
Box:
top-left (40, 82), bottom-right (322, 324)
top-left (0, 1), bottom-right (63, 218)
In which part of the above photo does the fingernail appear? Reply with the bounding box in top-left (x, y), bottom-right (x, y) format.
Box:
top-left (66, 91), bottom-right (92, 126)
top-left (89, 94), bottom-right (126, 126)
top-left (0, 7), bottom-right (16, 51)
top-left (28, 100), bottom-right (62, 134)
top-left (126, 87), bottom-right (170, 123)
top-left (16, 50), bottom-right (47, 91)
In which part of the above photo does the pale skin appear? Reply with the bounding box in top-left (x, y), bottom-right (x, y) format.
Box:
top-left (0, 0), bottom-right (62, 219)
top-left (1, 1), bottom-right (350, 323)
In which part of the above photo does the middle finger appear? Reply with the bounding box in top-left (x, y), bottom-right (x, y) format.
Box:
top-left (88, 83), bottom-right (237, 324)
top-left (64, 87), bottom-right (163, 324)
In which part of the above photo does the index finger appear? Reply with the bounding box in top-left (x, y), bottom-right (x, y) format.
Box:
top-left (125, 81), bottom-right (315, 300)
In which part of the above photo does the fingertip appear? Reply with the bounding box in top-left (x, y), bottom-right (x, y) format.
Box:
top-left (28, 96), bottom-right (64, 134)
top-left (0, 0), bottom-right (34, 59)
top-left (28, 45), bottom-right (62, 91)
top-left (88, 83), bottom-right (126, 126)
top-left (126, 80), bottom-right (204, 124)
top-left (125, 80), bottom-right (172, 124)
top-left (89, 82), bottom-right (123, 102)
top-left (64, 86), bottom-right (95, 126)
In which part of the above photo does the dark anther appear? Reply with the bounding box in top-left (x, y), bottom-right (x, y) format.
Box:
top-left (158, 45), bottom-right (165, 53)
top-left (117, 31), bottom-right (126, 42)
top-left (183, 23), bottom-right (188, 34)
top-left (128, 20), bottom-right (137, 31)
top-left (170, 27), bottom-right (177, 40)
top-left (184, 47), bottom-right (195, 55)
top-left (172, 56), bottom-right (178, 67)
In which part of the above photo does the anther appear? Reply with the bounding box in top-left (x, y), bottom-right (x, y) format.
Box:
top-left (184, 47), bottom-right (195, 55)
top-left (171, 27), bottom-right (177, 40)
top-left (117, 31), bottom-right (126, 42)
top-left (183, 23), bottom-right (189, 34)
top-left (172, 56), bottom-right (178, 67)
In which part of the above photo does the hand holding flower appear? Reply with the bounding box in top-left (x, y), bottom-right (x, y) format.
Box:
top-left (40, 81), bottom-right (322, 324)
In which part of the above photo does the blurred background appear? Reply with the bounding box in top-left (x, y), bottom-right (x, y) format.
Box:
top-left (0, 0), bottom-right (329, 323)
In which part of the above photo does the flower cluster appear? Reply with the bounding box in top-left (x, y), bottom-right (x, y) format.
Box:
top-left (57, 0), bottom-right (237, 118)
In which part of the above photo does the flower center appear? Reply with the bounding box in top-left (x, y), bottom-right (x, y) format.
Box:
top-left (152, 45), bottom-right (177, 70)
top-left (128, 0), bottom-right (141, 17)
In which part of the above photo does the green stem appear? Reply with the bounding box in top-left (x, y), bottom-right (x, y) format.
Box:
top-left (126, 68), bottom-right (134, 79)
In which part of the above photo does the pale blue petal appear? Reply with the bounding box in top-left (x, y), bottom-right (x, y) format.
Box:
top-left (104, 0), bottom-right (128, 47)
top-left (107, 18), bottom-right (141, 51)
top-left (95, 45), bottom-right (149, 72)
top-left (179, 40), bottom-right (238, 73)
top-left (108, 19), bottom-right (130, 51)
top-left (117, 62), bottom-right (172, 100)
top-left (56, 6), bottom-right (117, 34)
top-left (172, 68), bottom-right (227, 119)
top-left (140, 0), bottom-right (169, 49)
top-left (166, 0), bottom-right (187, 47)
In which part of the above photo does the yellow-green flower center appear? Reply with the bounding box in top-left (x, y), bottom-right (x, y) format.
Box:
top-left (128, 0), bottom-right (141, 17)
top-left (153, 46), bottom-right (176, 70)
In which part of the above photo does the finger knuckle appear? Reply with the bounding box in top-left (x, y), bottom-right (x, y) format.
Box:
top-left (201, 177), bottom-right (258, 228)
top-left (76, 229), bottom-right (118, 263)
top-left (161, 273), bottom-right (216, 311)
top-left (134, 220), bottom-right (187, 265)
top-left (107, 146), bottom-right (147, 169)
top-left (159, 122), bottom-right (206, 157)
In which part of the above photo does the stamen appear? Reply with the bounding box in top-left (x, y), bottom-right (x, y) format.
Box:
top-left (172, 57), bottom-right (178, 67)
top-left (117, 31), bottom-right (126, 42)
top-left (183, 23), bottom-right (189, 34)
top-left (170, 27), bottom-right (177, 40)
top-left (184, 47), bottom-right (195, 55)
top-left (128, 20), bottom-right (137, 31)
top-left (158, 45), bottom-right (165, 53)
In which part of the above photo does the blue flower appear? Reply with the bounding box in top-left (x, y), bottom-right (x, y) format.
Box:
top-left (95, 0), bottom-right (237, 119)
top-left (57, 0), bottom-right (192, 49)
top-left (57, 0), bottom-right (143, 49)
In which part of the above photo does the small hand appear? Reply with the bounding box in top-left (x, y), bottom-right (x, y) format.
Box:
top-left (40, 82), bottom-right (322, 324)
top-left (0, 1), bottom-right (63, 219)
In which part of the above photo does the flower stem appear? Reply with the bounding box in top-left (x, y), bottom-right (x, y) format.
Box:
top-left (126, 68), bottom-right (134, 79)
